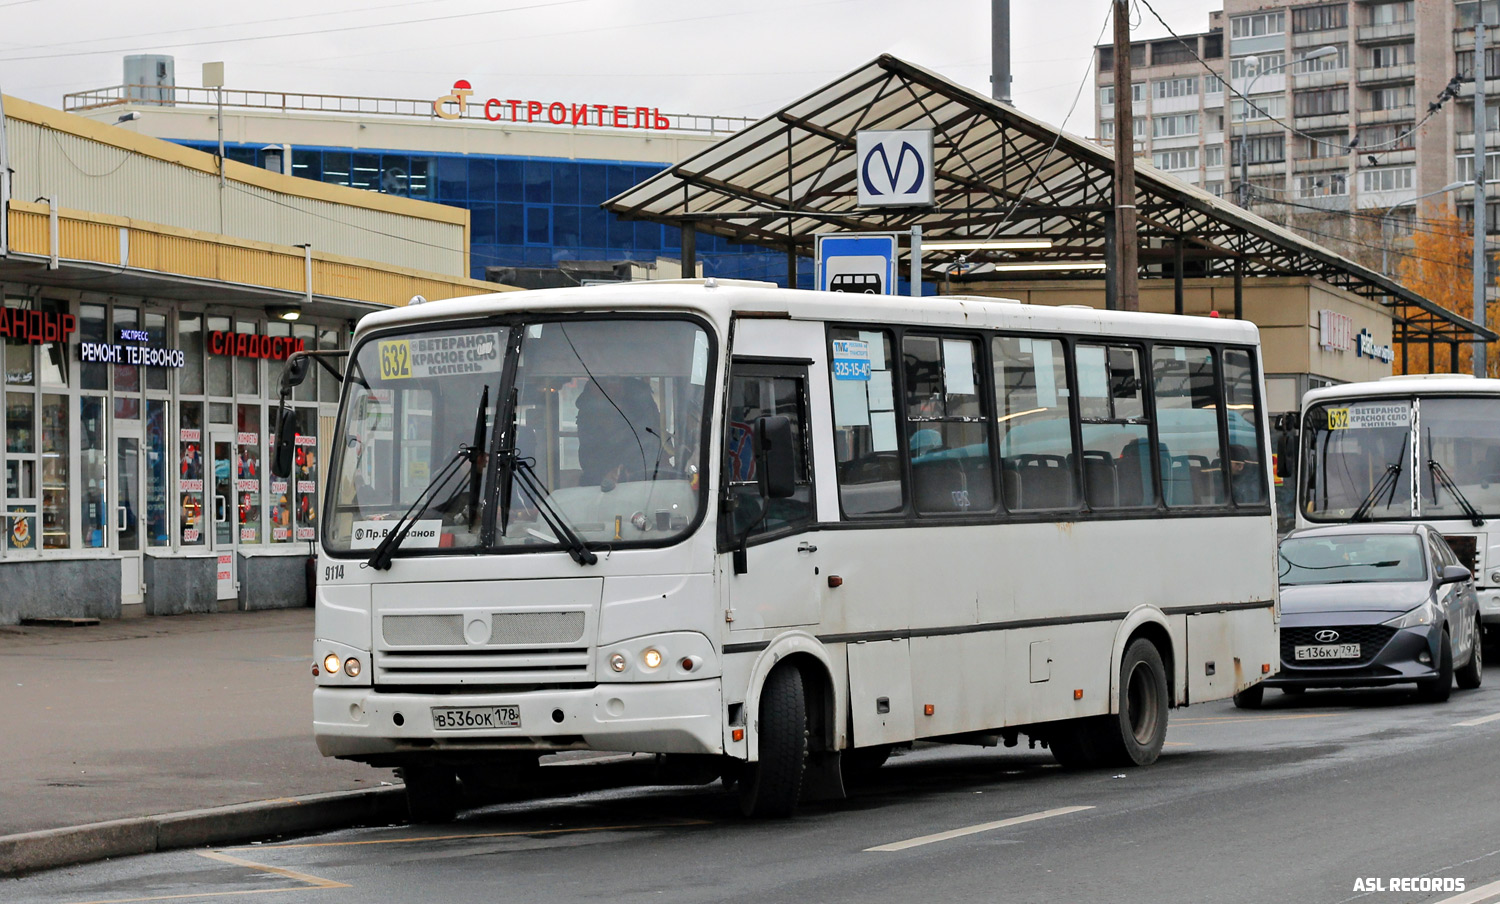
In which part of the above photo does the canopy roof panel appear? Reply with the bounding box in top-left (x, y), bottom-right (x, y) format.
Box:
top-left (605, 54), bottom-right (1491, 342)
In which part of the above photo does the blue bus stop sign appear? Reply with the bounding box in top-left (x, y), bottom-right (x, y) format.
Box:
top-left (815, 233), bottom-right (898, 296)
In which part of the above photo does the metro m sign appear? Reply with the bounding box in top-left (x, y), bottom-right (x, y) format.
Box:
top-left (856, 129), bottom-right (935, 208)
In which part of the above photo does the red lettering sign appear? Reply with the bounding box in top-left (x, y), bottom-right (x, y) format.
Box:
top-left (431, 84), bottom-right (673, 131)
top-left (207, 331), bottom-right (305, 361)
top-left (0, 309), bottom-right (77, 346)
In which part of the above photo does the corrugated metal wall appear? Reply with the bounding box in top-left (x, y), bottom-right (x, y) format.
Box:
top-left (6, 118), bottom-right (466, 276)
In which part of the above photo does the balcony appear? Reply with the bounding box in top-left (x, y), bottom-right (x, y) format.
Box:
top-left (1356, 21), bottom-right (1414, 43)
top-left (1293, 29), bottom-right (1348, 49)
top-left (1357, 63), bottom-right (1416, 85)
top-left (1357, 106), bottom-right (1416, 124)
top-left (1292, 69), bottom-right (1349, 90)
top-left (1295, 194), bottom-right (1352, 211)
top-left (1295, 112), bottom-right (1348, 131)
top-left (1296, 154), bottom-right (1351, 171)
top-left (1456, 131), bottom-right (1500, 151)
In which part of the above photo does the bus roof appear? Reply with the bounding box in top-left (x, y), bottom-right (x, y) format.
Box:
top-left (1303, 374), bottom-right (1500, 408)
top-left (357, 281), bottom-right (1261, 347)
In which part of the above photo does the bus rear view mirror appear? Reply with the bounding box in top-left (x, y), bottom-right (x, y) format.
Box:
top-left (280, 354), bottom-right (311, 394)
top-left (270, 406), bottom-right (297, 480)
top-left (754, 415), bottom-right (797, 499)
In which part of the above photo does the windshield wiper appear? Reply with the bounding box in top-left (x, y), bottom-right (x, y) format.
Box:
top-left (1429, 458), bottom-right (1485, 526)
top-left (466, 385), bottom-right (489, 532)
top-left (1350, 436), bottom-right (1407, 522)
top-left (500, 449), bottom-right (597, 566)
top-left (364, 444), bottom-right (477, 570)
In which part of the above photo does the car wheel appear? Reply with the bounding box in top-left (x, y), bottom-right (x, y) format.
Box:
top-left (1417, 629), bottom-right (1454, 703)
top-left (399, 764), bottom-right (460, 823)
top-left (1233, 684), bottom-right (1265, 709)
top-left (1457, 617), bottom-right (1484, 690)
top-left (737, 665), bottom-right (807, 818)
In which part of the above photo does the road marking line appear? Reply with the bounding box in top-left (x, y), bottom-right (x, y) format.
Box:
top-left (865, 805), bottom-right (1093, 852)
top-left (60, 851), bottom-right (347, 904)
top-left (1173, 713), bottom-right (1338, 728)
top-left (228, 818), bottom-right (712, 851)
top-left (1162, 741), bottom-right (1193, 747)
top-left (1455, 712), bottom-right (1500, 727)
top-left (1427, 876), bottom-right (1500, 904)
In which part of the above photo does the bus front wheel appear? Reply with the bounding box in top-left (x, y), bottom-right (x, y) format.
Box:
top-left (1101, 638), bottom-right (1169, 767)
top-left (400, 764), bottom-right (460, 823)
top-left (738, 665), bottom-right (808, 818)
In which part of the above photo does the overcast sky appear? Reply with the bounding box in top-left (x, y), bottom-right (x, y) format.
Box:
top-left (0, 0), bottom-right (1215, 134)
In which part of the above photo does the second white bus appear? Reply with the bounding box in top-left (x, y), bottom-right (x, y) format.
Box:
top-left (293, 281), bottom-right (1280, 818)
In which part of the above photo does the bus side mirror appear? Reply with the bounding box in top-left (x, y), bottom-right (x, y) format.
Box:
top-left (279, 355), bottom-right (311, 395)
top-left (1274, 412), bottom-right (1299, 480)
top-left (754, 415), bottom-right (797, 499)
top-left (270, 406), bottom-right (297, 479)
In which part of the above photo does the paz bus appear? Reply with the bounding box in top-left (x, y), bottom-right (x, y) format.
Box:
top-left (1292, 374), bottom-right (1500, 650)
top-left (273, 280), bottom-right (1280, 819)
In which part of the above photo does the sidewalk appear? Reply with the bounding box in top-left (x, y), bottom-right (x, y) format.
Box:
top-left (0, 608), bottom-right (394, 838)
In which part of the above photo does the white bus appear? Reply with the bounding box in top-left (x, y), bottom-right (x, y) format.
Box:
top-left (1293, 374), bottom-right (1500, 644)
top-left (282, 281), bottom-right (1280, 819)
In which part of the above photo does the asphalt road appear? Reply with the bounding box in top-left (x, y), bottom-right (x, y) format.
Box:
top-left (11, 668), bottom-right (1500, 904)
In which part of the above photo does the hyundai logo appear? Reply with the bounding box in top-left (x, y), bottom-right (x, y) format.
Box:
top-left (1314, 630), bottom-right (1340, 643)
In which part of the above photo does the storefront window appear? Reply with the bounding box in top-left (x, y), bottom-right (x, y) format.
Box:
top-left (6, 390), bottom-right (35, 499)
top-left (80, 396), bottom-right (107, 548)
top-left (293, 324), bottom-right (316, 402)
top-left (39, 299), bottom-right (70, 386)
top-left (114, 307), bottom-right (140, 395)
top-left (236, 405), bottom-right (261, 543)
top-left (235, 321), bottom-right (258, 397)
top-left (41, 394), bottom-right (68, 549)
top-left (146, 399), bottom-right (170, 546)
top-left (115, 396), bottom-right (140, 419)
top-left (179, 402), bottom-right (205, 546)
top-left (206, 316), bottom-right (231, 397)
top-left (80, 303), bottom-right (108, 391)
top-left (4, 299), bottom-right (33, 386)
top-left (268, 406), bottom-right (293, 543)
top-left (266, 321), bottom-right (290, 409)
top-left (180, 313), bottom-right (204, 395)
top-left (319, 328), bottom-right (340, 401)
top-left (293, 407), bottom-right (318, 541)
top-left (145, 311), bottom-right (169, 392)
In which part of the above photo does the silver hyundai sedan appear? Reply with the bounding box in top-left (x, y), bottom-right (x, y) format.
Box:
top-left (1234, 523), bottom-right (1482, 707)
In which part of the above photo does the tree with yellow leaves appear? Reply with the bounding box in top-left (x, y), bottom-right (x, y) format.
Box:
top-left (1394, 208), bottom-right (1499, 376)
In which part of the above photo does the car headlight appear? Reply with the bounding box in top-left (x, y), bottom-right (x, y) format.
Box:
top-left (1384, 602), bottom-right (1436, 630)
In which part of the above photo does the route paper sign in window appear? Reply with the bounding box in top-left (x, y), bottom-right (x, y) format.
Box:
top-left (379, 332), bottom-right (501, 380)
top-left (1328, 404), bottom-right (1409, 430)
top-left (831, 340), bottom-right (871, 381)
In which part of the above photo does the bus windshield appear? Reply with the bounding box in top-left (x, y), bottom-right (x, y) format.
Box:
top-left (326, 317), bottom-right (713, 556)
top-left (1418, 397), bottom-right (1500, 518)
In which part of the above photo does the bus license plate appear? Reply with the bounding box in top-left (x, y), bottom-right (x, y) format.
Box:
top-left (431, 705), bottom-right (521, 730)
top-left (1293, 643), bottom-right (1360, 661)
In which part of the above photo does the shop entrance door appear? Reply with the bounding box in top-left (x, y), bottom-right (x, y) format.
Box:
top-left (210, 430), bottom-right (238, 606)
top-left (115, 421), bottom-right (145, 611)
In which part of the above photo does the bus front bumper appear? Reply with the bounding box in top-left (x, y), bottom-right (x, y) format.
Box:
top-left (314, 680), bottom-right (724, 759)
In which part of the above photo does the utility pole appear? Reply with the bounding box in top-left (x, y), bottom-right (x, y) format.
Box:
top-left (1475, 23), bottom-right (1489, 378)
top-left (991, 0), bottom-right (1012, 103)
top-left (1111, 0), bottom-right (1140, 311)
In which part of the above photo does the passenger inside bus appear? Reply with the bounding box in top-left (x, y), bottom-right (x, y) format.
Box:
top-left (575, 376), bottom-right (664, 488)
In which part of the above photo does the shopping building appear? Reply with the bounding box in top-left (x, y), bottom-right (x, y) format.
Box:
top-left (64, 62), bottom-right (813, 287)
top-left (0, 93), bottom-right (501, 624)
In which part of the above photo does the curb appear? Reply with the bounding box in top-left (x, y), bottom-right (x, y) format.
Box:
top-left (0, 787), bottom-right (406, 878)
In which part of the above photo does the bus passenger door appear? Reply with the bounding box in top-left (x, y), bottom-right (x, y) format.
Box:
top-left (722, 360), bottom-right (820, 630)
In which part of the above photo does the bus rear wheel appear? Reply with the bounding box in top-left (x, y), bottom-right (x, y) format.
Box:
top-left (738, 665), bottom-right (807, 818)
top-left (1100, 638), bottom-right (1169, 767)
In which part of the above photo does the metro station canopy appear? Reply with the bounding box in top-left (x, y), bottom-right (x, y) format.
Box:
top-left (605, 54), bottom-right (1492, 344)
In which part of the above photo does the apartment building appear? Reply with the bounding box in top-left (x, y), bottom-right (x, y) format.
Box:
top-left (1096, 1), bottom-right (1496, 248)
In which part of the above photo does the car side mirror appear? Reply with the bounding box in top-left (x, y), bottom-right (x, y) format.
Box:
top-left (270, 406), bottom-right (297, 479)
top-left (754, 415), bottom-right (797, 499)
top-left (1439, 564), bottom-right (1471, 586)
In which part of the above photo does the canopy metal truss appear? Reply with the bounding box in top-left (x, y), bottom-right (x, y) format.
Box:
top-left (605, 54), bottom-right (1494, 347)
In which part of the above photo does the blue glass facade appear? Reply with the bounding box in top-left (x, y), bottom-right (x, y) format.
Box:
top-left (178, 141), bottom-right (814, 286)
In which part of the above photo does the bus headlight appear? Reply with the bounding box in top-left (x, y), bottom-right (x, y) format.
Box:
top-left (344, 657), bottom-right (361, 678)
top-left (323, 653), bottom-right (342, 675)
top-left (609, 653), bottom-right (628, 672)
top-left (642, 649), bottom-right (663, 669)
top-left (601, 632), bottom-right (717, 682)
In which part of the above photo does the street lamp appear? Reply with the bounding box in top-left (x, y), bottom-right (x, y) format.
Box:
top-left (1380, 180), bottom-right (1472, 275)
top-left (1236, 45), bottom-right (1339, 207)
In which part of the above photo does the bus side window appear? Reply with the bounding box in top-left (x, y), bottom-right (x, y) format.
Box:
top-left (1151, 345), bottom-right (1227, 506)
top-left (1076, 344), bottom-right (1153, 509)
top-left (829, 328), bottom-right (904, 516)
top-left (992, 335), bottom-right (1078, 510)
top-left (721, 365), bottom-right (814, 544)
top-left (1222, 348), bottom-right (1267, 505)
top-left (902, 334), bottom-right (993, 515)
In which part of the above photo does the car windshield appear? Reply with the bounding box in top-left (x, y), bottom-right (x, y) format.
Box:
top-left (326, 317), bottom-right (712, 556)
top-left (1278, 534), bottom-right (1427, 585)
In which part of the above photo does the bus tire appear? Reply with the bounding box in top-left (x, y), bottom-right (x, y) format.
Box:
top-left (400, 764), bottom-right (460, 823)
top-left (1100, 638), bottom-right (1169, 767)
top-left (841, 745), bottom-right (893, 785)
top-left (1047, 721), bottom-right (1107, 769)
top-left (738, 665), bottom-right (807, 818)
top-left (1417, 629), bottom-right (1454, 703)
top-left (1456, 617), bottom-right (1484, 690)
